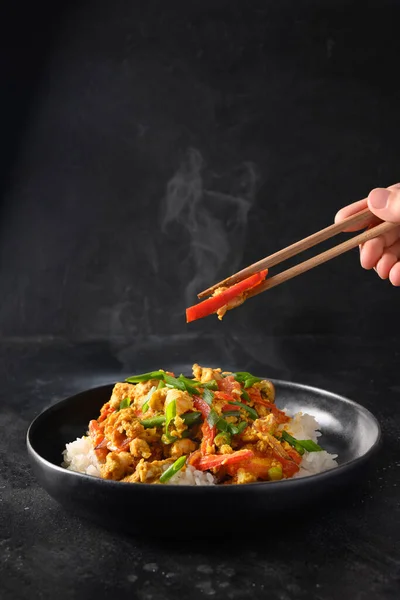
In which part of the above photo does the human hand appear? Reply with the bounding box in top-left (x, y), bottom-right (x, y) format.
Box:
top-left (335, 183), bottom-right (400, 286)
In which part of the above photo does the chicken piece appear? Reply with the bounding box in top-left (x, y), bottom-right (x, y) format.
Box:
top-left (109, 382), bottom-right (136, 410)
top-left (148, 388), bottom-right (168, 412)
top-left (132, 380), bottom-right (164, 411)
top-left (219, 444), bottom-right (233, 455)
top-left (192, 364), bottom-right (222, 383)
top-left (130, 438), bottom-right (152, 459)
top-left (140, 427), bottom-right (162, 444)
top-left (170, 415), bottom-right (187, 438)
top-left (104, 408), bottom-right (145, 447)
top-left (100, 451), bottom-right (135, 481)
top-left (240, 426), bottom-right (259, 443)
top-left (164, 388), bottom-right (194, 416)
top-left (170, 438), bottom-right (197, 459)
top-left (253, 414), bottom-right (277, 436)
top-left (129, 458), bottom-right (174, 483)
top-left (253, 380), bottom-right (276, 403)
top-left (234, 468), bottom-right (258, 485)
top-left (261, 431), bottom-right (294, 462)
top-left (256, 439), bottom-right (274, 455)
top-left (230, 457), bottom-right (273, 481)
top-left (212, 287), bottom-right (246, 321)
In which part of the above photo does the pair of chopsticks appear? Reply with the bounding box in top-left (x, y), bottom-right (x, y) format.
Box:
top-left (198, 207), bottom-right (398, 300)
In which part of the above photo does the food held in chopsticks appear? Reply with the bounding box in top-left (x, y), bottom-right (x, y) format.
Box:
top-left (186, 270), bottom-right (268, 322)
top-left (62, 365), bottom-right (337, 485)
top-left (188, 205), bottom-right (398, 321)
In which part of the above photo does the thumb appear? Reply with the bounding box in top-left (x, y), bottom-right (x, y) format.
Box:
top-left (368, 184), bottom-right (400, 223)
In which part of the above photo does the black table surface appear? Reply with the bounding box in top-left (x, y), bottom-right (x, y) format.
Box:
top-left (1, 334), bottom-right (399, 599)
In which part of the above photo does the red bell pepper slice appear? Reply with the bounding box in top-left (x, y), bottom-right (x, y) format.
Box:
top-left (194, 449), bottom-right (254, 471)
top-left (215, 391), bottom-right (235, 403)
top-left (89, 420), bottom-right (109, 461)
top-left (248, 389), bottom-right (289, 424)
top-left (200, 421), bottom-right (216, 455)
top-left (186, 270), bottom-right (268, 323)
top-left (217, 375), bottom-right (242, 396)
top-left (98, 402), bottom-right (115, 423)
top-left (193, 396), bottom-right (211, 418)
top-left (193, 396), bottom-right (216, 453)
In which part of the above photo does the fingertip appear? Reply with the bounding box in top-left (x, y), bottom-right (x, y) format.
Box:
top-left (368, 187), bottom-right (400, 222)
top-left (389, 262), bottom-right (400, 286)
top-left (360, 238), bottom-right (384, 270)
top-left (375, 253), bottom-right (397, 280)
top-left (368, 187), bottom-right (390, 210)
top-left (334, 208), bottom-right (346, 224)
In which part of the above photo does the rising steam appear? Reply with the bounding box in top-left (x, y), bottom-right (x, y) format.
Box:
top-left (161, 148), bottom-right (259, 303)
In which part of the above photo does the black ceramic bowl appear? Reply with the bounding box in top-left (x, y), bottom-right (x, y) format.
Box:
top-left (27, 380), bottom-right (380, 535)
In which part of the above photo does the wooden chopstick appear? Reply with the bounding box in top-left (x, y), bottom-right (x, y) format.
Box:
top-left (245, 220), bottom-right (398, 298)
top-left (198, 207), bottom-right (374, 299)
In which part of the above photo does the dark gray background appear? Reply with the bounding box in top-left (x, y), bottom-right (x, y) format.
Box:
top-left (2, 2), bottom-right (400, 599)
top-left (1, 0), bottom-right (399, 342)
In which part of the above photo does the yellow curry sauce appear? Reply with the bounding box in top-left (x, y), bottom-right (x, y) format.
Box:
top-left (88, 365), bottom-right (320, 484)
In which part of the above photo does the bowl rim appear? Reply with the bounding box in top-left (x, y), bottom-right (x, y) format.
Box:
top-left (26, 378), bottom-right (382, 494)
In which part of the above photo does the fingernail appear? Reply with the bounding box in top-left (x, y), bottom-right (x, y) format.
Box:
top-left (369, 189), bottom-right (390, 209)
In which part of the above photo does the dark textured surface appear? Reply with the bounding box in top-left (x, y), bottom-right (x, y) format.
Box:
top-left (2, 336), bottom-right (400, 599)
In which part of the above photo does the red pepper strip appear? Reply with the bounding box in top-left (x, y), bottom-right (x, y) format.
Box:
top-left (215, 391), bottom-right (235, 403)
top-left (284, 445), bottom-right (303, 466)
top-left (280, 459), bottom-right (300, 478)
top-left (193, 396), bottom-right (216, 454)
top-left (88, 420), bottom-right (109, 461)
top-left (221, 404), bottom-right (236, 412)
top-left (188, 450), bottom-right (202, 468)
top-left (200, 422), bottom-right (216, 455)
top-left (95, 438), bottom-right (108, 449)
top-left (195, 449), bottom-right (254, 471)
top-left (217, 375), bottom-right (242, 396)
top-left (186, 270), bottom-right (268, 323)
top-left (116, 437), bottom-right (132, 452)
top-left (89, 420), bottom-right (104, 444)
top-left (98, 402), bottom-right (115, 423)
top-left (248, 390), bottom-right (290, 424)
top-left (193, 396), bottom-right (211, 418)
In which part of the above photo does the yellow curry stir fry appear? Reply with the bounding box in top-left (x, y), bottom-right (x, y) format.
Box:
top-left (89, 365), bottom-right (323, 484)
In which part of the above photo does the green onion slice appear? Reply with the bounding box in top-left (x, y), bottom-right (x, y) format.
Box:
top-left (141, 385), bottom-right (157, 413)
top-left (165, 399), bottom-right (177, 435)
top-left (280, 431), bottom-right (322, 454)
top-left (118, 397), bottom-right (131, 411)
top-left (202, 388), bottom-right (214, 406)
top-left (159, 456), bottom-right (187, 483)
top-left (228, 401), bottom-right (258, 420)
top-left (163, 375), bottom-right (186, 391)
top-left (140, 415), bottom-right (165, 428)
top-left (181, 411), bottom-right (202, 427)
top-left (125, 370), bottom-right (165, 383)
top-left (207, 408), bottom-right (220, 427)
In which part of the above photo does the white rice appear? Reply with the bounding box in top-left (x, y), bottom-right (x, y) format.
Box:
top-left (62, 436), bottom-right (101, 478)
top-left (62, 411), bottom-right (338, 484)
